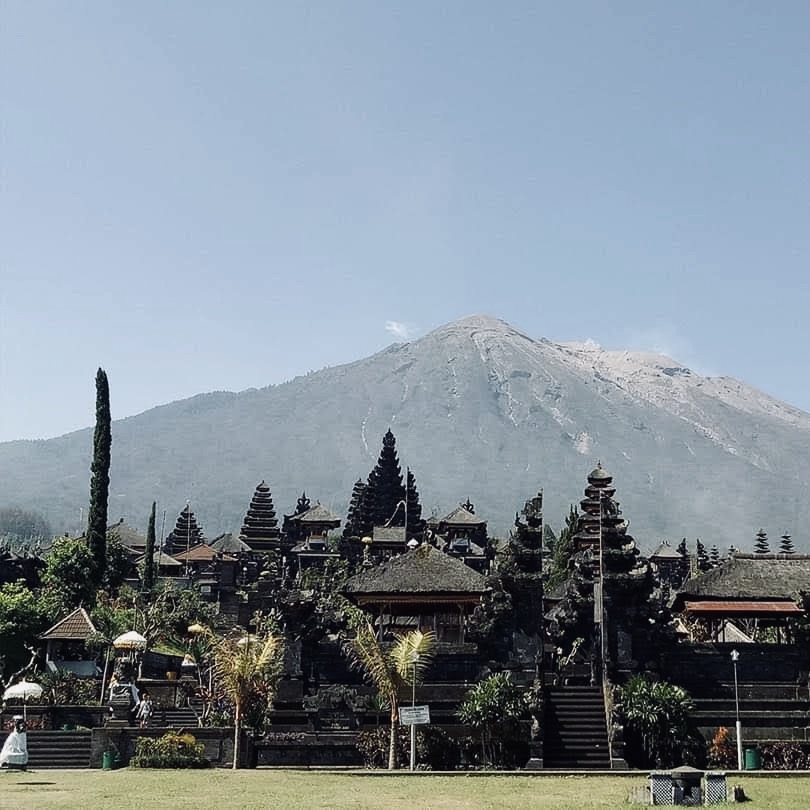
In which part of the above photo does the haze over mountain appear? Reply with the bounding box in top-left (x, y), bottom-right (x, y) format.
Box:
top-left (2, 314), bottom-right (809, 552)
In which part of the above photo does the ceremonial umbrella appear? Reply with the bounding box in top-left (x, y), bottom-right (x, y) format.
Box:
top-left (112, 631), bottom-right (147, 651)
top-left (3, 680), bottom-right (43, 720)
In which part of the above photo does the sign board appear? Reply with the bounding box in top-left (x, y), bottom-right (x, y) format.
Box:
top-left (399, 705), bottom-right (430, 726)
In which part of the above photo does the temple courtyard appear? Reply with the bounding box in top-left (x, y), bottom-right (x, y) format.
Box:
top-left (2, 770), bottom-right (810, 809)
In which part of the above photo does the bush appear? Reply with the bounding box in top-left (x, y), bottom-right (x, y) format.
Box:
top-left (707, 726), bottom-right (737, 769)
top-left (355, 726), bottom-right (468, 770)
top-left (38, 670), bottom-right (100, 706)
top-left (617, 675), bottom-right (701, 769)
top-left (760, 742), bottom-right (810, 770)
top-left (131, 732), bottom-right (210, 769)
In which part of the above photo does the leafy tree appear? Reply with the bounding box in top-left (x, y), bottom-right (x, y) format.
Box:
top-left (780, 532), bottom-right (795, 555)
top-left (344, 619), bottom-right (436, 770)
top-left (213, 624), bottom-right (284, 769)
top-left (103, 531), bottom-right (132, 592)
top-left (142, 502), bottom-right (157, 592)
top-left (457, 672), bottom-right (530, 768)
top-left (0, 580), bottom-right (48, 681)
top-left (92, 583), bottom-right (218, 653)
top-left (617, 675), bottom-right (698, 768)
top-left (87, 368), bottom-right (112, 584)
top-left (40, 535), bottom-right (97, 618)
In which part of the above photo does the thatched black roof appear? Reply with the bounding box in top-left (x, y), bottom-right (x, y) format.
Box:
top-left (343, 543), bottom-right (487, 598)
top-left (672, 554), bottom-right (810, 611)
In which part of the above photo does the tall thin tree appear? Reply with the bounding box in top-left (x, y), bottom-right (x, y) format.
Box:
top-left (143, 501), bottom-right (157, 592)
top-left (87, 367), bottom-right (112, 585)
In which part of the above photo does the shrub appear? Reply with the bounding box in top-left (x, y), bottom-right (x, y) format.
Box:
top-left (617, 675), bottom-right (700, 769)
top-left (131, 732), bottom-right (210, 769)
top-left (355, 726), bottom-right (467, 770)
top-left (457, 672), bottom-right (530, 769)
top-left (707, 726), bottom-right (737, 769)
top-left (760, 742), bottom-right (810, 770)
top-left (38, 670), bottom-right (100, 706)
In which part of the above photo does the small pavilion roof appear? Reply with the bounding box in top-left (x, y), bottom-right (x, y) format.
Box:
top-left (211, 532), bottom-right (253, 554)
top-left (439, 505), bottom-right (485, 526)
top-left (296, 503), bottom-right (341, 525)
top-left (684, 600), bottom-right (803, 617)
top-left (343, 544), bottom-right (487, 600)
top-left (136, 549), bottom-right (182, 567)
top-left (108, 520), bottom-right (147, 550)
top-left (672, 554), bottom-right (810, 611)
top-left (39, 607), bottom-right (98, 641)
top-left (650, 542), bottom-right (684, 560)
top-left (173, 543), bottom-right (229, 563)
top-left (373, 526), bottom-right (405, 542)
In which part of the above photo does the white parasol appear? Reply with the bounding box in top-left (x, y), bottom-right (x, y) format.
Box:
top-left (112, 631), bottom-right (147, 651)
top-left (3, 680), bottom-right (43, 720)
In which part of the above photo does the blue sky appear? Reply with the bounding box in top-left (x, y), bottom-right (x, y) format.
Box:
top-left (2, 2), bottom-right (809, 443)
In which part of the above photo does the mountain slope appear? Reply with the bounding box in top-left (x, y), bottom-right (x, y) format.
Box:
top-left (2, 314), bottom-right (809, 550)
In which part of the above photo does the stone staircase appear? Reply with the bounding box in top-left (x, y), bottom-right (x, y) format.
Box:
top-left (543, 685), bottom-right (611, 769)
top-left (25, 730), bottom-right (92, 768)
top-left (154, 706), bottom-right (200, 728)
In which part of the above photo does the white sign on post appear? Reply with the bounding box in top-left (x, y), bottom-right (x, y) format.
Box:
top-left (399, 705), bottom-right (430, 726)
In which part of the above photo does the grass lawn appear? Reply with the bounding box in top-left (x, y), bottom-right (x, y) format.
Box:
top-left (2, 770), bottom-right (810, 810)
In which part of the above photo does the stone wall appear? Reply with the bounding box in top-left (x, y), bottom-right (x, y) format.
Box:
top-left (91, 726), bottom-right (249, 768)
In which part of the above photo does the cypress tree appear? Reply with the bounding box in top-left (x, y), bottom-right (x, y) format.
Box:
top-left (86, 367), bottom-right (111, 585)
top-left (143, 501), bottom-right (157, 592)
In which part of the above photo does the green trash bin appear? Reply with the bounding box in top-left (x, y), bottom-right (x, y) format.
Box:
top-left (744, 747), bottom-right (762, 770)
top-left (102, 751), bottom-right (113, 771)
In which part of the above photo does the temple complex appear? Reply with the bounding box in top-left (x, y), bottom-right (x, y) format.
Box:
top-left (8, 425), bottom-right (810, 772)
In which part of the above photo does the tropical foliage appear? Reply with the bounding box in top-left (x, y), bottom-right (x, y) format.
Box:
top-left (0, 580), bottom-right (48, 681)
top-left (131, 731), bottom-right (210, 769)
top-left (616, 675), bottom-right (698, 768)
top-left (344, 619), bottom-right (436, 770)
top-left (212, 621), bottom-right (284, 769)
top-left (457, 672), bottom-right (530, 769)
top-left (40, 535), bottom-right (98, 618)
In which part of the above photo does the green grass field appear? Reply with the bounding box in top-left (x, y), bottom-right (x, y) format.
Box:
top-left (2, 770), bottom-right (810, 810)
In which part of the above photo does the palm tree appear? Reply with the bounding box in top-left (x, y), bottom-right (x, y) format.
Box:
top-left (213, 628), bottom-right (284, 769)
top-left (345, 620), bottom-right (436, 769)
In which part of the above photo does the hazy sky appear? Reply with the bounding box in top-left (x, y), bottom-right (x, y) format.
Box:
top-left (2, 2), bottom-right (809, 443)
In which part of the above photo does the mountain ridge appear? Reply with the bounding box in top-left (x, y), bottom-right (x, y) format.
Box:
top-left (2, 314), bottom-right (808, 551)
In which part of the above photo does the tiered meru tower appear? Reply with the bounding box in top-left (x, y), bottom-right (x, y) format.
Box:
top-left (165, 504), bottom-right (205, 556)
top-left (239, 480), bottom-right (281, 552)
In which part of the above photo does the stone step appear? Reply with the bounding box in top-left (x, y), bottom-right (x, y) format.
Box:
top-left (26, 730), bottom-right (92, 769)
